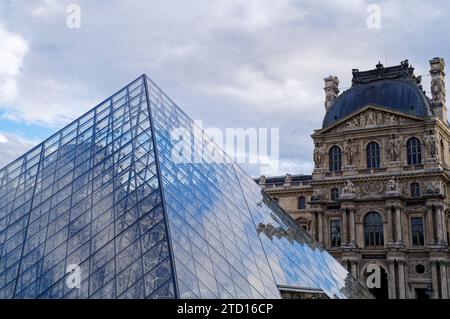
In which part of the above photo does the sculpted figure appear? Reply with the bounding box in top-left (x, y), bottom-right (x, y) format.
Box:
top-left (344, 139), bottom-right (358, 166)
top-left (388, 134), bottom-right (402, 162)
top-left (360, 113), bottom-right (366, 128)
top-left (367, 110), bottom-right (375, 126)
top-left (424, 131), bottom-right (439, 158)
top-left (387, 178), bottom-right (398, 192)
top-left (376, 111), bottom-right (383, 125)
top-left (313, 142), bottom-right (325, 168)
top-left (342, 180), bottom-right (356, 196)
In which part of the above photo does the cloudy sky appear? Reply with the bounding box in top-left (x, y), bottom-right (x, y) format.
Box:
top-left (0, 0), bottom-right (449, 177)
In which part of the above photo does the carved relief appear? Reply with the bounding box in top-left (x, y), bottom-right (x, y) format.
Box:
top-left (423, 131), bottom-right (439, 158)
top-left (342, 180), bottom-right (357, 197)
top-left (313, 142), bottom-right (325, 168)
top-left (344, 138), bottom-right (358, 166)
top-left (387, 134), bottom-right (402, 162)
top-left (386, 178), bottom-right (399, 193)
top-left (334, 109), bottom-right (416, 133)
top-left (361, 180), bottom-right (384, 195)
top-left (426, 181), bottom-right (441, 194)
top-left (311, 189), bottom-right (323, 201)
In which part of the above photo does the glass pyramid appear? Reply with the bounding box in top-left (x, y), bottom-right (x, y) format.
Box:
top-left (0, 75), bottom-right (372, 299)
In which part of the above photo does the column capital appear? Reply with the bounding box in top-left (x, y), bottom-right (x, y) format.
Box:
top-left (387, 259), bottom-right (396, 265)
top-left (430, 258), bottom-right (448, 265)
top-left (426, 202), bottom-right (445, 210)
top-left (397, 259), bottom-right (408, 265)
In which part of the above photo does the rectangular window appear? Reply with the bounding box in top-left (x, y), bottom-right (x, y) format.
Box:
top-left (330, 219), bottom-right (341, 247)
top-left (411, 217), bottom-right (424, 246)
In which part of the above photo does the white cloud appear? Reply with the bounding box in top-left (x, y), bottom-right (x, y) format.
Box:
top-left (0, 134), bottom-right (8, 144)
top-left (0, 132), bottom-right (37, 169)
top-left (2, 77), bottom-right (98, 127)
top-left (0, 24), bottom-right (28, 103)
top-left (29, 0), bottom-right (64, 20)
top-left (1, 0), bottom-right (450, 174)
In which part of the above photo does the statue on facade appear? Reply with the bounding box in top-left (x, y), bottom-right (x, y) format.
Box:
top-left (344, 138), bottom-right (358, 166)
top-left (259, 175), bottom-right (266, 185)
top-left (311, 189), bottom-right (323, 201)
top-left (423, 131), bottom-right (439, 158)
top-left (386, 114), bottom-right (397, 125)
top-left (313, 142), bottom-right (325, 168)
top-left (360, 112), bottom-right (366, 128)
top-left (376, 111), bottom-right (384, 126)
top-left (388, 134), bottom-right (402, 162)
top-left (387, 178), bottom-right (399, 192)
top-left (367, 109), bottom-right (376, 126)
top-left (426, 181), bottom-right (441, 194)
top-left (342, 180), bottom-right (356, 197)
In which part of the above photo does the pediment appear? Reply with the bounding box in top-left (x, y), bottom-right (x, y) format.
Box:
top-left (318, 104), bottom-right (425, 134)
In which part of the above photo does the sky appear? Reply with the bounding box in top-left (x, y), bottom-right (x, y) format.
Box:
top-left (0, 0), bottom-right (450, 177)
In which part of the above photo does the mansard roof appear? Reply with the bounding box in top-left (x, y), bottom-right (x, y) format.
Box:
top-left (322, 60), bottom-right (432, 128)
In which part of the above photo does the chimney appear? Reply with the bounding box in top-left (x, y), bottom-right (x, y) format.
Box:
top-left (429, 57), bottom-right (447, 122)
top-left (324, 75), bottom-right (339, 111)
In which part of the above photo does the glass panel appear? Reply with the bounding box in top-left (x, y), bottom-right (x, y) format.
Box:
top-left (0, 77), bottom-right (175, 299)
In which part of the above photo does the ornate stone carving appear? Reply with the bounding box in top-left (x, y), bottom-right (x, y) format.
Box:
top-left (337, 109), bottom-right (415, 133)
top-left (386, 178), bottom-right (399, 193)
top-left (311, 189), bottom-right (323, 201)
top-left (423, 131), bottom-right (439, 158)
top-left (426, 181), bottom-right (441, 194)
top-left (259, 175), bottom-right (266, 186)
top-left (313, 142), bottom-right (325, 168)
top-left (366, 109), bottom-right (376, 126)
top-left (361, 180), bottom-right (384, 195)
top-left (342, 180), bottom-right (356, 198)
top-left (344, 138), bottom-right (358, 166)
top-left (386, 113), bottom-right (398, 125)
top-left (324, 76), bottom-right (340, 111)
top-left (387, 134), bottom-right (402, 162)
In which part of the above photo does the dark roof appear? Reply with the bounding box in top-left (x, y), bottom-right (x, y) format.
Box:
top-left (322, 61), bottom-right (432, 128)
top-left (253, 175), bottom-right (312, 183)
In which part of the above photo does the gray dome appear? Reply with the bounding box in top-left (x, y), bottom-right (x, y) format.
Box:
top-left (322, 62), bottom-right (432, 128)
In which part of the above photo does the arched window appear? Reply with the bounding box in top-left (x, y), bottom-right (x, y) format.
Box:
top-left (298, 196), bottom-right (306, 209)
top-left (407, 137), bottom-right (422, 165)
top-left (364, 212), bottom-right (384, 246)
top-left (410, 182), bottom-right (421, 198)
top-left (366, 142), bottom-right (381, 168)
top-left (329, 146), bottom-right (342, 172)
top-left (330, 188), bottom-right (340, 201)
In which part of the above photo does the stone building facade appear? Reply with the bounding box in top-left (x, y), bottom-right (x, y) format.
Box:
top-left (257, 58), bottom-right (450, 299)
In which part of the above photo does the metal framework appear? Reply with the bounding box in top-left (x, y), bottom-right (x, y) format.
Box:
top-left (0, 75), bottom-right (372, 299)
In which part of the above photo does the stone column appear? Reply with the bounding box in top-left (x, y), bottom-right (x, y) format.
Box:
top-left (341, 208), bottom-right (348, 245)
top-left (350, 261), bottom-right (357, 278)
top-left (312, 211), bottom-right (318, 241)
top-left (439, 262), bottom-right (449, 299)
top-left (349, 209), bottom-right (356, 245)
top-left (427, 205), bottom-right (435, 244)
top-left (441, 208), bottom-right (448, 245)
top-left (395, 206), bottom-right (403, 243)
top-left (318, 211), bottom-right (324, 243)
top-left (447, 262), bottom-right (450, 298)
top-left (397, 260), bottom-right (407, 299)
top-left (386, 206), bottom-right (393, 243)
top-left (431, 261), bottom-right (440, 299)
top-left (388, 260), bottom-right (397, 299)
top-left (436, 206), bottom-right (444, 244)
